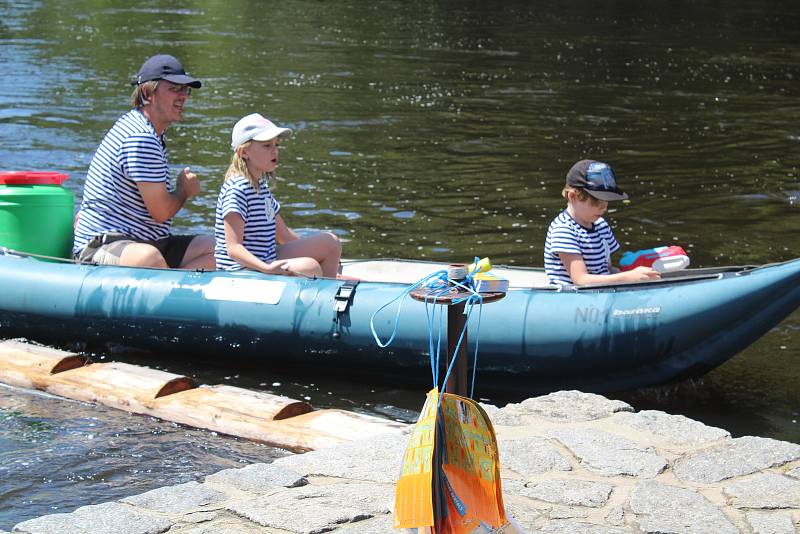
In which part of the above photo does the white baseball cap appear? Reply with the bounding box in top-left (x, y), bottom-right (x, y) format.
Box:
top-left (231, 113), bottom-right (292, 150)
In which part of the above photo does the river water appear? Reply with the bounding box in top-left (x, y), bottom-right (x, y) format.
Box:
top-left (1, 0), bottom-right (799, 527)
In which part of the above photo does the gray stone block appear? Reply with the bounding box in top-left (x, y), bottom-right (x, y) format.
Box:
top-left (120, 481), bottom-right (225, 514)
top-left (180, 510), bottom-right (218, 524)
top-left (331, 514), bottom-right (395, 533)
top-left (205, 462), bottom-right (307, 492)
top-left (745, 510), bottom-right (797, 534)
top-left (501, 477), bottom-right (528, 495)
top-left (546, 505), bottom-right (589, 519)
top-left (273, 431), bottom-right (405, 483)
top-left (610, 410), bottom-right (730, 446)
top-left (13, 501), bottom-right (172, 534)
top-left (674, 436), bottom-right (800, 484)
top-left (499, 437), bottom-right (572, 477)
top-left (549, 427), bottom-right (667, 478)
top-left (180, 515), bottom-right (265, 534)
top-left (521, 479), bottom-right (613, 507)
top-left (535, 520), bottom-right (631, 533)
top-left (226, 481), bottom-right (393, 533)
top-left (604, 505), bottom-right (624, 526)
top-left (723, 472), bottom-right (800, 509)
top-left (504, 501), bottom-right (543, 531)
top-left (492, 391), bottom-right (632, 426)
top-left (630, 480), bottom-right (738, 534)
top-left (787, 467), bottom-right (800, 479)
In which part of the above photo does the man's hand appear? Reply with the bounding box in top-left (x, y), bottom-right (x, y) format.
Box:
top-left (138, 166), bottom-right (199, 223)
top-left (176, 167), bottom-right (200, 198)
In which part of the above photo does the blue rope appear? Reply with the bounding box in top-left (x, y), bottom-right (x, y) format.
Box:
top-left (369, 265), bottom-right (486, 397)
top-left (369, 270), bottom-right (447, 348)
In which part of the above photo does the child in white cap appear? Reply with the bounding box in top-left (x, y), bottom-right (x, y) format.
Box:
top-left (214, 113), bottom-right (341, 277)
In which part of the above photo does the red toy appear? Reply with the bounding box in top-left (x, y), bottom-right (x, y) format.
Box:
top-left (619, 246), bottom-right (690, 273)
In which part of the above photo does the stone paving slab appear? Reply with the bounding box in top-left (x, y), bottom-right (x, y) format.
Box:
top-left (499, 436), bottom-right (572, 476)
top-left (205, 463), bottom-right (307, 493)
top-left (271, 430), bottom-right (408, 483)
top-left (630, 480), bottom-right (738, 534)
top-left (534, 521), bottom-right (631, 534)
top-left (11, 391), bottom-right (800, 533)
top-left (608, 410), bottom-right (730, 448)
top-left (674, 436), bottom-right (800, 483)
top-left (723, 471), bottom-right (800, 509)
top-left (226, 482), bottom-right (393, 533)
top-left (549, 427), bottom-right (668, 478)
top-left (13, 501), bottom-right (172, 534)
top-left (120, 481), bottom-right (226, 515)
top-left (485, 390), bottom-right (633, 426)
top-left (745, 510), bottom-right (797, 534)
top-left (520, 479), bottom-right (613, 508)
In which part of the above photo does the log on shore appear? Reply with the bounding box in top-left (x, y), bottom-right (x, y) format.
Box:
top-left (0, 339), bottom-right (405, 451)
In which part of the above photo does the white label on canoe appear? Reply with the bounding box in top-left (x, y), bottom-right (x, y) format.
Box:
top-left (611, 306), bottom-right (661, 317)
top-left (202, 278), bottom-right (286, 305)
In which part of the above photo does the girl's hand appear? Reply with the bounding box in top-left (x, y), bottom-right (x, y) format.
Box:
top-left (265, 259), bottom-right (293, 275)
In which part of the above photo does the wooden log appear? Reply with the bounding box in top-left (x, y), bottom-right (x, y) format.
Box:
top-left (151, 384), bottom-right (312, 423)
top-left (146, 404), bottom-right (406, 453)
top-left (0, 339), bottom-right (90, 389)
top-left (0, 340), bottom-right (407, 451)
top-left (43, 362), bottom-right (197, 414)
top-left (265, 410), bottom-right (408, 452)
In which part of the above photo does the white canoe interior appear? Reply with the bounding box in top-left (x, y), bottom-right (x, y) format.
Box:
top-left (339, 258), bottom-right (554, 289)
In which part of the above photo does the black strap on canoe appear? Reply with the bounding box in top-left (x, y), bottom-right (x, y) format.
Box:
top-left (333, 280), bottom-right (359, 338)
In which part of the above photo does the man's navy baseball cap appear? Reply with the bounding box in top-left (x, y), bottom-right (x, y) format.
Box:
top-left (566, 159), bottom-right (628, 201)
top-left (131, 54), bottom-right (202, 88)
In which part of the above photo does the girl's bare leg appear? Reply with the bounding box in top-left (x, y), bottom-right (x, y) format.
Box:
top-left (277, 232), bottom-right (342, 278)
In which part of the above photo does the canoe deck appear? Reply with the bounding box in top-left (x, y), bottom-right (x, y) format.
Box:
top-left (340, 258), bottom-right (554, 288)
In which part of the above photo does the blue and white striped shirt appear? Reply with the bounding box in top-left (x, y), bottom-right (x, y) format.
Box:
top-left (73, 110), bottom-right (172, 254)
top-left (544, 210), bottom-right (620, 285)
top-left (214, 176), bottom-right (281, 271)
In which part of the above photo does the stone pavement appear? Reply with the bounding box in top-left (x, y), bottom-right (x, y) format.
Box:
top-left (8, 391), bottom-right (800, 533)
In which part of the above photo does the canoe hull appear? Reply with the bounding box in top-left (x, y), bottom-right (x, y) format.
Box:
top-left (1, 253), bottom-right (799, 394)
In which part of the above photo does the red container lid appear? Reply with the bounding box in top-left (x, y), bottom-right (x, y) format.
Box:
top-left (0, 171), bottom-right (69, 185)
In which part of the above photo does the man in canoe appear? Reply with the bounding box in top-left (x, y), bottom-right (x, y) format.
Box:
top-left (72, 54), bottom-right (215, 269)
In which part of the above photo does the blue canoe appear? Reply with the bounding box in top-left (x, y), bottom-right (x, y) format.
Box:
top-left (0, 250), bottom-right (798, 394)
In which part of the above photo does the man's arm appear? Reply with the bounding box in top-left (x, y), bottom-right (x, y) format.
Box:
top-left (137, 167), bottom-right (200, 223)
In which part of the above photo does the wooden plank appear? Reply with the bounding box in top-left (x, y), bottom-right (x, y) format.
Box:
top-left (0, 339), bottom-right (90, 389)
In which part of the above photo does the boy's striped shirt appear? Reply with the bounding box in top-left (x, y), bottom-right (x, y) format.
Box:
top-left (544, 210), bottom-right (620, 285)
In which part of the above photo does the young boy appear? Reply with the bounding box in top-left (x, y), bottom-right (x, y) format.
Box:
top-left (544, 159), bottom-right (660, 286)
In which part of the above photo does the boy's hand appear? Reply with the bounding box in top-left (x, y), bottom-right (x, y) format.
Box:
top-left (625, 266), bottom-right (660, 281)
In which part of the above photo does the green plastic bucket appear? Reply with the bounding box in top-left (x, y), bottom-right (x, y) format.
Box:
top-left (0, 172), bottom-right (74, 258)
